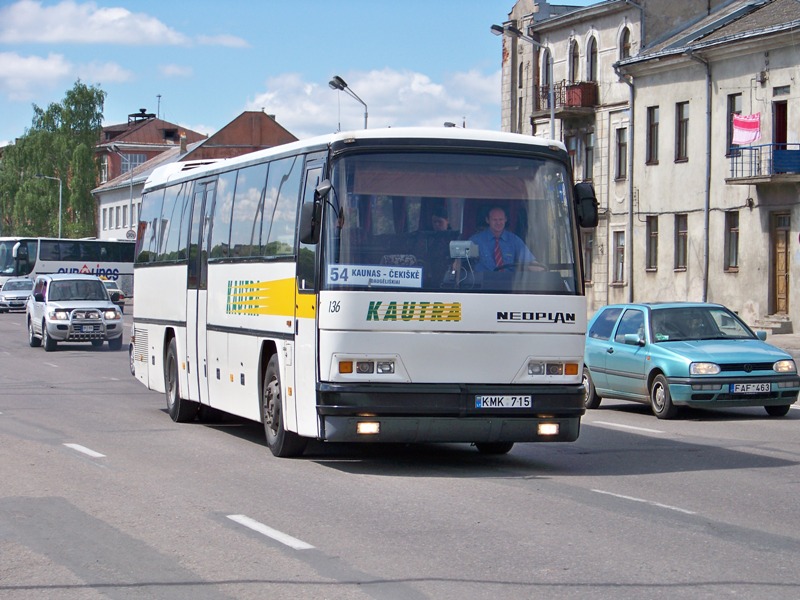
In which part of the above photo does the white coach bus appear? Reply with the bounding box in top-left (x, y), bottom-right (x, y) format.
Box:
top-left (0, 237), bottom-right (135, 290)
top-left (131, 127), bottom-right (598, 457)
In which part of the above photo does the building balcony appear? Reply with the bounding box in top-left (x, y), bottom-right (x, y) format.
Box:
top-left (727, 143), bottom-right (800, 185)
top-left (531, 81), bottom-right (598, 120)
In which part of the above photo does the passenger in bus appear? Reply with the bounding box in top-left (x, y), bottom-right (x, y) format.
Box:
top-left (431, 207), bottom-right (451, 232)
top-left (468, 206), bottom-right (543, 272)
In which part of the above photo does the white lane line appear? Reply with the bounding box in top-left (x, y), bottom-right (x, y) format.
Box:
top-left (592, 420), bottom-right (664, 434)
top-left (63, 443), bottom-right (106, 458)
top-left (592, 489), bottom-right (696, 515)
top-left (44, 362), bottom-right (59, 368)
top-left (227, 514), bottom-right (314, 550)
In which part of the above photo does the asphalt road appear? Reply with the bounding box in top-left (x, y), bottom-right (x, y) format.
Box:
top-left (1, 309), bottom-right (800, 599)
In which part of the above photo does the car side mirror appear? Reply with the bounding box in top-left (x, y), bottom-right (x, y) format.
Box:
top-left (574, 182), bottom-right (599, 228)
top-left (110, 292), bottom-right (120, 302)
top-left (623, 333), bottom-right (645, 346)
top-left (756, 330), bottom-right (767, 341)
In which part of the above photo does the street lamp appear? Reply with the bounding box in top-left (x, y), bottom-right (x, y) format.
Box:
top-left (328, 75), bottom-right (368, 129)
top-left (110, 144), bottom-right (135, 237)
top-left (491, 23), bottom-right (555, 140)
top-left (35, 174), bottom-right (62, 237)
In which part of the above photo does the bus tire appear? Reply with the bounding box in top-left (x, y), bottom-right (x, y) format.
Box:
top-left (263, 354), bottom-right (307, 458)
top-left (165, 338), bottom-right (196, 423)
top-left (28, 319), bottom-right (41, 347)
top-left (474, 442), bottom-right (514, 455)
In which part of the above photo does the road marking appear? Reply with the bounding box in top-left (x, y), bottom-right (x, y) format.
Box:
top-left (63, 443), bottom-right (106, 458)
top-left (592, 489), bottom-right (696, 515)
top-left (592, 420), bottom-right (664, 434)
top-left (227, 514), bottom-right (314, 550)
top-left (44, 362), bottom-right (59, 368)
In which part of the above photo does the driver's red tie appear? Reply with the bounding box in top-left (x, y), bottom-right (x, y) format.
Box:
top-left (494, 238), bottom-right (503, 268)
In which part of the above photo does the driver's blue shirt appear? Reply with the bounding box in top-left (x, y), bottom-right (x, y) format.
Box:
top-left (469, 228), bottom-right (536, 272)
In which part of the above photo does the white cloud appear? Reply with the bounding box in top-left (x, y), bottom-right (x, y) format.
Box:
top-left (0, 51), bottom-right (131, 101)
top-left (196, 34), bottom-right (249, 48)
top-left (0, 0), bottom-right (245, 46)
top-left (0, 52), bottom-right (72, 100)
top-left (245, 68), bottom-right (501, 139)
top-left (159, 64), bottom-right (194, 78)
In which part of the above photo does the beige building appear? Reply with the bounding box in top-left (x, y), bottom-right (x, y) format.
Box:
top-left (498, 0), bottom-right (799, 329)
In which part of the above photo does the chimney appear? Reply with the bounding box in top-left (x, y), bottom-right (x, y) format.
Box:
top-left (179, 131), bottom-right (187, 154)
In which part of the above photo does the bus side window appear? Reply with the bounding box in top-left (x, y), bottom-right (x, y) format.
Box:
top-left (298, 163), bottom-right (323, 291)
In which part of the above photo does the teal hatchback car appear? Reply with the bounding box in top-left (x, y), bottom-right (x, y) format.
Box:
top-left (583, 302), bottom-right (800, 419)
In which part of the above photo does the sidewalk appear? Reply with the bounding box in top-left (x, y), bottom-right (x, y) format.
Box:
top-left (766, 332), bottom-right (800, 355)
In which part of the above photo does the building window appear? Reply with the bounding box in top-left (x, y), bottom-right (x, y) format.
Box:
top-left (517, 95), bottom-right (524, 133)
top-left (120, 153), bottom-right (146, 175)
top-left (122, 205), bottom-right (128, 229)
top-left (675, 102), bottom-right (689, 161)
top-left (724, 211), bottom-right (739, 271)
top-left (100, 155), bottom-right (109, 183)
top-left (587, 37), bottom-right (598, 82)
top-left (565, 135), bottom-right (577, 173)
top-left (674, 214), bottom-right (688, 269)
top-left (613, 231), bottom-right (625, 283)
top-left (582, 231), bottom-right (594, 282)
top-left (615, 127), bottom-right (628, 180)
top-left (569, 40), bottom-right (580, 83)
top-left (646, 106), bottom-right (659, 164)
top-left (727, 93), bottom-right (742, 157)
top-left (115, 206), bottom-right (121, 229)
top-left (518, 63), bottom-right (524, 89)
top-left (584, 132), bottom-right (594, 181)
top-left (646, 216), bottom-right (658, 270)
top-left (102, 207), bottom-right (107, 231)
top-left (620, 27), bottom-right (631, 60)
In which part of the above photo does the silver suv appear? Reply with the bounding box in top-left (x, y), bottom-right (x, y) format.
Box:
top-left (27, 274), bottom-right (124, 351)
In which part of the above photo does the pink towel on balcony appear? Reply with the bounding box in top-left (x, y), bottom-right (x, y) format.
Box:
top-left (732, 113), bottom-right (761, 144)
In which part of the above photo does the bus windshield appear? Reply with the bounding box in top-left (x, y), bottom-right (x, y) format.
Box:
top-left (322, 151), bottom-right (580, 294)
top-left (0, 239), bottom-right (36, 277)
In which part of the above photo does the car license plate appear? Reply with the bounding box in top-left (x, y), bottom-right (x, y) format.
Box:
top-left (475, 395), bottom-right (532, 408)
top-left (730, 383), bottom-right (771, 394)
top-left (82, 325), bottom-right (94, 333)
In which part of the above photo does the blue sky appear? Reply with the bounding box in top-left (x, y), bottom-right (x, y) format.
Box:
top-left (0, 0), bottom-right (597, 146)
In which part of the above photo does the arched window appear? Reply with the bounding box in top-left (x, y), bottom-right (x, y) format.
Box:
top-left (569, 40), bottom-right (580, 83)
top-left (541, 49), bottom-right (552, 109)
top-left (620, 27), bottom-right (631, 60)
top-left (587, 37), bottom-right (598, 82)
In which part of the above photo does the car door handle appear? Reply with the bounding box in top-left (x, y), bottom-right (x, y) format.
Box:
top-left (606, 347), bottom-right (614, 354)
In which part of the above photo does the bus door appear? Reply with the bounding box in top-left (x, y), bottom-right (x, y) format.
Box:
top-left (186, 178), bottom-right (217, 405)
top-left (293, 161), bottom-right (324, 437)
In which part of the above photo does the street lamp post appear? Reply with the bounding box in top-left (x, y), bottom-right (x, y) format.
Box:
top-left (328, 75), bottom-right (368, 129)
top-left (35, 174), bottom-right (62, 237)
top-left (491, 23), bottom-right (555, 140)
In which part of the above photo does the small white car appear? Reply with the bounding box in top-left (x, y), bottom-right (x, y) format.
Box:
top-left (26, 273), bottom-right (124, 351)
top-left (0, 277), bottom-right (33, 312)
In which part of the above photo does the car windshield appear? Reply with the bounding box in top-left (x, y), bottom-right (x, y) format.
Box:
top-left (49, 279), bottom-right (108, 302)
top-left (651, 306), bottom-right (755, 342)
top-left (3, 280), bottom-right (33, 291)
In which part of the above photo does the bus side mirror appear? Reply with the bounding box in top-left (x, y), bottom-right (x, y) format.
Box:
top-left (299, 179), bottom-right (332, 245)
top-left (574, 182), bottom-right (599, 228)
top-left (12, 242), bottom-right (28, 260)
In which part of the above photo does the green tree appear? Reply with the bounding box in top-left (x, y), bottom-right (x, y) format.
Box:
top-left (0, 80), bottom-right (106, 237)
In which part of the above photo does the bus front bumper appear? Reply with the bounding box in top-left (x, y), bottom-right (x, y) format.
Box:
top-left (317, 382), bottom-right (584, 443)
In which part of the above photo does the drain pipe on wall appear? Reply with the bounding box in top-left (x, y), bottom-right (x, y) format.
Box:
top-left (687, 49), bottom-right (712, 302)
top-left (614, 63), bottom-right (636, 303)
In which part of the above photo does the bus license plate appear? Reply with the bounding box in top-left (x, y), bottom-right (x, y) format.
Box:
top-left (730, 383), bottom-right (771, 394)
top-left (475, 395), bottom-right (532, 408)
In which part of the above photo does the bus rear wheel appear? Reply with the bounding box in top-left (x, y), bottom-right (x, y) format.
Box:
top-left (165, 338), bottom-right (196, 423)
top-left (474, 442), bottom-right (514, 455)
top-left (263, 354), bottom-right (307, 458)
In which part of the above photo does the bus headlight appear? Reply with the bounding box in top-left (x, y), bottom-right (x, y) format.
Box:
top-left (338, 358), bottom-right (396, 376)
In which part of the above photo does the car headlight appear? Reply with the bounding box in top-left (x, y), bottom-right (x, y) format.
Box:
top-left (104, 309), bottom-right (122, 320)
top-left (773, 359), bottom-right (796, 373)
top-left (48, 310), bottom-right (69, 321)
top-left (690, 362), bottom-right (720, 375)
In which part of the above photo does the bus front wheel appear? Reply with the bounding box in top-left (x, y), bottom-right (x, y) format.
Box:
top-left (165, 338), bottom-right (197, 423)
top-left (474, 442), bottom-right (514, 455)
top-left (263, 354), bottom-right (307, 458)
